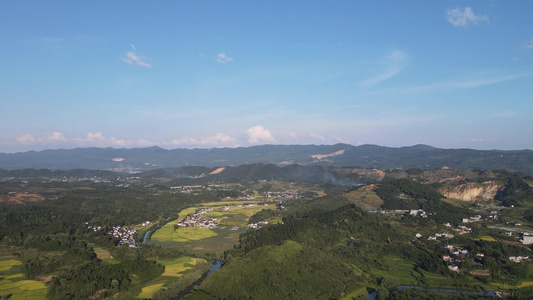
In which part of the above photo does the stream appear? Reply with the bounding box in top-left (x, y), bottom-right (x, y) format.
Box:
top-left (142, 230), bottom-right (151, 244)
top-left (207, 260), bottom-right (222, 275)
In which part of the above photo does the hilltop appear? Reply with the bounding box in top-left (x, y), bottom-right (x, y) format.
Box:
top-left (0, 144), bottom-right (532, 175)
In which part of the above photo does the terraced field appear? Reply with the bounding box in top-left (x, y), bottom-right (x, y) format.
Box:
top-left (0, 258), bottom-right (47, 299)
top-left (135, 256), bottom-right (208, 299)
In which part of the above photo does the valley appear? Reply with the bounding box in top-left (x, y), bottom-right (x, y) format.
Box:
top-left (1, 165), bottom-right (533, 299)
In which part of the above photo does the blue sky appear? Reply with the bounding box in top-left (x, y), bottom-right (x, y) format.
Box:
top-left (1, 1), bottom-right (532, 152)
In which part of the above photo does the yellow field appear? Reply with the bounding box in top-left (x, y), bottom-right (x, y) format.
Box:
top-left (93, 247), bottom-right (120, 264)
top-left (4, 273), bottom-right (24, 279)
top-left (151, 201), bottom-right (274, 245)
top-left (93, 247), bottom-right (112, 259)
top-left (172, 227), bottom-right (218, 242)
top-left (201, 200), bottom-right (266, 206)
top-left (475, 236), bottom-right (497, 242)
top-left (0, 279), bottom-right (47, 299)
top-left (0, 258), bottom-right (47, 299)
top-left (518, 281), bottom-right (533, 288)
top-left (177, 207), bottom-right (199, 220)
top-left (136, 283), bottom-right (165, 299)
top-left (161, 257), bottom-right (206, 277)
top-left (0, 259), bottom-right (22, 271)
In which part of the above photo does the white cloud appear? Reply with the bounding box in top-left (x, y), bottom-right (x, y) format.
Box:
top-left (16, 132), bottom-right (156, 148)
top-left (16, 134), bottom-right (36, 144)
top-left (246, 125), bottom-right (276, 144)
top-left (122, 45), bottom-right (153, 68)
top-left (361, 50), bottom-right (407, 86)
top-left (45, 132), bottom-right (67, 142)
top-left (168, 133), bottom-right (236, 147)
top-left (382, 75), bottom-right (522, 94)
top-left (282, 131), bottom-right (325, 142)
top-left (216, 53), bottom-right (234, 64)
top-left (471, 138), bottom-right (485, 143)
top-left (447, 7), bottom-right (488, 26)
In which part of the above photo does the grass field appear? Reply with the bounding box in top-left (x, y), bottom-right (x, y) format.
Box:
top-left (160, 257), bottom-right (206, 277)
top-left (136, 283), bottom-right (165, 299)
top-left (371, 255), bottom-right (418, 285)
top-left (344, 187), bottom-right (383, 211)
top-left (93, 247), bottom-right (120, 264)
top-left (517, 281), bottom-right (533, 288)
top-left (0, 258), bottom-right (47, 299)
top-left (172, 227), bottom-right (218, 242)
top-left (0, 259), bottom-right (22, 271)
top-left (476, 236), bottom-right (497, 242)
top-left (135, 256), bottom-right (208, 298)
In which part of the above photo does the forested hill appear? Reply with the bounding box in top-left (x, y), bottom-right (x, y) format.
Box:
top-left (0, 144), bottom-right (532, 175)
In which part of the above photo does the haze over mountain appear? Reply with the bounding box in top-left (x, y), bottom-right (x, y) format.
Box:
top-left (1, 144), bottom-right (532, 175)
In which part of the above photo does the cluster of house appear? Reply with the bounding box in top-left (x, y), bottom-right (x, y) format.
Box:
top-left (141, 221), bottom-right (151, 227)
top-left (455, 225), bottom-right (473, 235)
top-left (441, 244), bottom-right (475, 262)
top-left (508, 255), bottom-right (530, 263)
top-left (43, 176), bottom-right (110, 183)
top-left (107, 226), bottom-right (139, 248)
top-left (409, 209), bottom-right (428, 218)
top-left (375, 209), bottom-right (430, 218)
top-left (86, 224), bottom-right (102, 232)
top-left (265, 190), bottom-right (302, 200)
top-left (248, 220), bottom-right (269, 229)
top-left (441, 245), bottom-right (487, 273)
top-left (427, 232), bottom-right (455, 241)
top-left (170, 184), bottom-right (241, 195)
top-left (177, 208), bottom-right (219, 229)
top-left (520, 232), bottom-right (533, 245)
top-left (462, 215), bottom-right (482, 223)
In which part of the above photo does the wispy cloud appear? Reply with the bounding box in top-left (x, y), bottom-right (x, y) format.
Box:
top-left (402, 75), bottom-right (520, 93)
top-left (16, 134), bottom-right (37, 145)
top-left (122, 44), bottom-right (153, 68)
top-left (216, 53), bottom-right (234, 64)
top-left (16, 132), bottom-right (154, 148)
top-left (471, 138), bottom-right (485, 143)
top-left (167, 133), bottom-right (236, 147)
top-left (16, 132), bottom-right (67, 144)
top-left (525, 38), bottom-right (533, 49)
top-left (282, 131), bottom-right (325, 142)
top-left (361, 50), bottom-right (407, 86)
top-left (447, 7), bottom-right (488, 26)
top-left (245, 125), bottom-right (276, 144)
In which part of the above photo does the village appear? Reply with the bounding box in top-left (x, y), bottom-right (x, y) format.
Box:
top-left (177, 208), bottom-right (220, 229)
top-left (87, 223), bottom-right (142, 248)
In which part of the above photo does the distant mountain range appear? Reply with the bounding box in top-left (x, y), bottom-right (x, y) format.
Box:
top-left (0, 144), bottom-right (532, 175)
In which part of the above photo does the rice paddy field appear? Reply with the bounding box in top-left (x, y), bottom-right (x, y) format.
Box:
top-left (135, 256), bottom-right (208, 299)
top-left (137, 283), bottom-right (165, 299)
top-left (160, 257), bottom-right (205, 277)
top-left (0, 258), bottom-right (47, 299)
top-left (150, 201), bottom-right (276, 255)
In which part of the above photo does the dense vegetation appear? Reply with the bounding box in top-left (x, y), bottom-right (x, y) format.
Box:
top-left (0, 165), bottom-right (532, 299)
